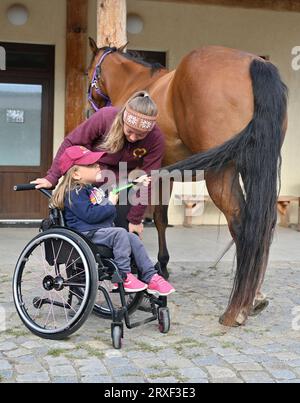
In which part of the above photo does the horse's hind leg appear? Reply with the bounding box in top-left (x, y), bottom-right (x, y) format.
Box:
top-left (205, 166), bottom-right (248, 325)
top-left (206, 166), bottom-right (270, 325)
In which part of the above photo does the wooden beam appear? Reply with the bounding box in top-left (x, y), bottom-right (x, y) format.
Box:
top-left (147, 0), bottom-right (300, 13)
top-left (65, 0), bottom-right (88, 135)
top-left (97, 0), bottom-right (127, 48)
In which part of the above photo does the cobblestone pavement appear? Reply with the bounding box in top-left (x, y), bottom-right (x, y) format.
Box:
top-left (1, 255), bottom-right (300, 383)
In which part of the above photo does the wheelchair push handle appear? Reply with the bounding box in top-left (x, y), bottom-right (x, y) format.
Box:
top-left (13, 184), bottom-right (52, 199)
top-left (14, 184), bottom-right (37, 192)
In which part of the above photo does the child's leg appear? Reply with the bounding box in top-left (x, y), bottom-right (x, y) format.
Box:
top-left (128, 233), bottom-right (157, 283)
top-left (90, 228), bottom-right (132, 277)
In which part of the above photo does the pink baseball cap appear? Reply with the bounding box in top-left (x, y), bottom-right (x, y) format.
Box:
top-left (59, 146), bottom-right (106, 175)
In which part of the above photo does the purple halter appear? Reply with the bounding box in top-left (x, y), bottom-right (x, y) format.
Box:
top-left (88, 49), bottom-right (114, 111)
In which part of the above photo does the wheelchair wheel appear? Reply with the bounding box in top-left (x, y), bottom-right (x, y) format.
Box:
top-left (158, 307), bottom-right (170, 334)
top-left (112, 325), bottom-right (122, 349)
top-left (92, 257), bottom-right (144, 319)
top-left (13, 228), bottom-right (98, 340)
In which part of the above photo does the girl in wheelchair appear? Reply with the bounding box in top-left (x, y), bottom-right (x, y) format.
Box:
top-left (50, 145), bottom-right (175, 297)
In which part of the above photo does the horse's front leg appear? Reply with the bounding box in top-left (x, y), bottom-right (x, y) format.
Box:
top-left (153, 180), bottom-right (174, 279)
top-left (154, 203), bottom-right (170, 279)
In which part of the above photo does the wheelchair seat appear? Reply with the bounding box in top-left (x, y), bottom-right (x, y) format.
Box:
top-left (95, 245), bottom-right (114, 259)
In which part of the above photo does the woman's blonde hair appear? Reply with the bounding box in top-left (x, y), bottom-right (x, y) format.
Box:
top-left (99, 90), bottom-right (158, 153)
top-left (50, 166), bottom-right (82, 210)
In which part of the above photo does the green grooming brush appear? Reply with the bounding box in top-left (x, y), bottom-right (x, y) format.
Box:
top-left (111, 175), bottom-right (151, 195)
top-left (111, 182), bottom-right (135, 195)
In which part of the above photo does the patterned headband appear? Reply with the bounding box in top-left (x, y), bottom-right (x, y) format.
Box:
top-left (123, 106), bottom-right (157, 132)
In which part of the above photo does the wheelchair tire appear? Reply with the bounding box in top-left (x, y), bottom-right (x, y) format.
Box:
top-left (112, 325), bottom-right (122, 349)
top-left (158, 307), bottom-right (170, 334)
top-left (13, 228), bottom-right (98, 340)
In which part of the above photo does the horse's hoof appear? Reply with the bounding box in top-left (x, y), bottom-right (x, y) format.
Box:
top-left (155, 262), bottom-right (169, 279)
top-left (219, 312), bottom-right (246, 327)
top-left (249, 298), bottom-right (269, 317)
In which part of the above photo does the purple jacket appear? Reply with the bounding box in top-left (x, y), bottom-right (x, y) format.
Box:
top-left (46, 107), bottom-right (165, 224)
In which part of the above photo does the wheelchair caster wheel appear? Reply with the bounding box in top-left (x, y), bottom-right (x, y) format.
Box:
top-left (158, 307), bottom-right (170, 334)
top-left (112, 325), bottom-right (122, 349)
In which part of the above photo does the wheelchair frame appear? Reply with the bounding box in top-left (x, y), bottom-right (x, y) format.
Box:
top-left (13, 184), bottom-right (171, 349)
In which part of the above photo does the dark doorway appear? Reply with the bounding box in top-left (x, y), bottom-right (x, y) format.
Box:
top-left (0, 43), bottom-right (54, 220)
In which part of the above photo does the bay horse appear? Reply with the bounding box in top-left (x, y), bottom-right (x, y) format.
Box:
top-left (87, 38), bottom-right (288, 326)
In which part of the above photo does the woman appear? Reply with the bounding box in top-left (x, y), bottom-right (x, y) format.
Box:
top-left (32, 91), bottom-right (165, 237)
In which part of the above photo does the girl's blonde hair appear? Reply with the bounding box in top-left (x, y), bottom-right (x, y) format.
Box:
top-left (99, 90), bottom-right (158, 153)
top-left (50, 166), bottom-right (82, 210)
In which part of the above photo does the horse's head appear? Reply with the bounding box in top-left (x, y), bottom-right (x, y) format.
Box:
top-left (87, 38), bottom-right (127, 112)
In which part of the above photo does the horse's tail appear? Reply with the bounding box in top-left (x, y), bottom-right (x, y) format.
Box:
top-left (162, 59), bottom-right (288, 325)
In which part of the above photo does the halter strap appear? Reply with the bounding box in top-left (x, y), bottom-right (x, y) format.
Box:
top-left (88, 49), bottom-right (114, 111)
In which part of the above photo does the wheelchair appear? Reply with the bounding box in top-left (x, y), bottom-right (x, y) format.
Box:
top-left (13, 184), bottom-right (171, 349)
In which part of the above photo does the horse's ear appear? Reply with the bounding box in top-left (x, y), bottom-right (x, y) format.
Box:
top-left (118, 42), bottom-right (129, 53)
top-left (89, 37), bottom-right (98, 55)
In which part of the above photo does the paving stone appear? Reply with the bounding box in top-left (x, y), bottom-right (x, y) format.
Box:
top-left (103, 356), bottom-right (131, 367)
top-left (80, 375), bottom-right (113, 383)
top-left (179, 367), bottom-right (208, 379)
top-left (164, 357), bottom-right (194, 368)
top-left (211, 377), bottom-right (244, 383)
top-left (76, 359), bottom-right (108, 375)
top-left (268, 369), bottom-right (296, 380)
top-left (287, 360), bottom-right (300, 368)
top-left (223, 355), bottom-right (256, 364)
top-left (16, 372), bottom-right (50, 383)
top-left (115, 376), bottom-right (146, 383)
top-left (109, 366), bottom-right (142, 377)
top-left (0, 369), bottom-right (13, 380)
top-left (16, 363), bottom-right (45, 374)
top-left (148, 376), bottom-right (178, 383)
top-left (44, 357), bottom-right (72, 366)
top-left (4, 348), bottom-right (32, 358)
top-left (0, 342), bottom-right (18, 351)
top-left (212, 347), bottom-right (240, 357)
top-left (272, 352), bottom-right (300, 361)
top-left (21, 341), bottom-right (44, 349)
top-left (52, 377), bottom-right (78, 383)
top-left (49, 365), bottom-right (77, 378)
top-left (232, 362), bottom-right (264, 371)
top-left (15, 355), bottom-right (38, 364)
top-left (0, 360), bottom-right (12, 370)
top-left (193, 355), bottom-right (226, 366)
top-left (206, 365), bottom-right (236, 379)
top-left (239, 371), bottom-right (275, 383)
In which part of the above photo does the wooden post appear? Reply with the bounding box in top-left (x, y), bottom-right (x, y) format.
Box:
top-left (65, 0), bottom-right (88, 135)
top-left (97, 0), bottom-right (127, 48)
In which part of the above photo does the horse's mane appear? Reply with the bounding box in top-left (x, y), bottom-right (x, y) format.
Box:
top-left (99, 46), bottom-right (166, 75)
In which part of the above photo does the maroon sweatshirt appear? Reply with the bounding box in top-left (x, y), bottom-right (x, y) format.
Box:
top-left (46, 106), bottom-right (165, 224)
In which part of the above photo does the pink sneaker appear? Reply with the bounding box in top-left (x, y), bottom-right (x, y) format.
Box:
top-left (147, 274), bottom-right (175, 296)
top-left (122, 273), bottom-right (148, 293)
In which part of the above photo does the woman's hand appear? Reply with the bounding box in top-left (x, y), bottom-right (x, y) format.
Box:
top-left (129, 222), bottom-right (144, 238)
top-left (134, 175), bottom-right (151, 187)
top-left (108, 192), bottom-right (119, 205)
top-left (31, 178), bottom-right (53, 189)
